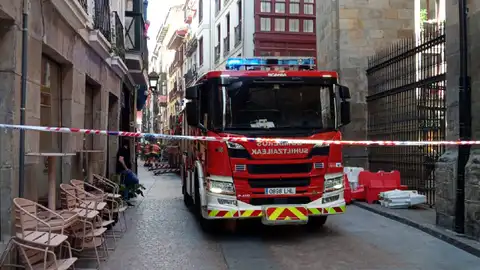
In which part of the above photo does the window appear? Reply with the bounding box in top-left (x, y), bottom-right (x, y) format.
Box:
top-left (260, 17), bottom-right (271, 31)
top-left (289, 0), bottom-right (299, 14)
top-left (260, 0), bottom-right (271, 12)
top-left (199, 37), bottom-right (204, 66)
top-left (237, 0), bottom-right (242, 23)
top-left (198, 0), bottom-right (203, 22)
top-left (215, 0), bottom-right (221, 14)
top-left (226, 13), bottom-right (230, 35)
top-left (275, 0), bottom-right (285, 13)
top-left (289, 19), bottom-right (299, 32)
top-left (274, 18), bottom-right (285, 31)
top-left (303, 19), bottom-right (314, 32)
top-left (304, 0), bottom-right (314, 15)
top-left (217, 24), bottom-right (221, 44)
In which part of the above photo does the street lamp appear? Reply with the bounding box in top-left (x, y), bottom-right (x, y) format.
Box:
top-left (148, 71), bottom-right (160, 91)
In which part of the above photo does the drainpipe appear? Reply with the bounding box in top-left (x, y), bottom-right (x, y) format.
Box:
top-left (455, 0), bottom-right (470, 234)
top-left (19, 0), bottom-right (30, 197)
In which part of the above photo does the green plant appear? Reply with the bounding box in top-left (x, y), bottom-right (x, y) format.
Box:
top-left (420, 9), bottom-right (428, 23)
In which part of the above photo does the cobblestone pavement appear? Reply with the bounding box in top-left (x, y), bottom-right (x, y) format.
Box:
top-left (96, 166), bottom-right (480, 270)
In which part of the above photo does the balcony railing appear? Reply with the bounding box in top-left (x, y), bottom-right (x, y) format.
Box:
top-left (93, 0), bottom-right (111, 42)
top-left (223, 36), bottom-right (230, 57)
top-left (186, 37), bottom-right (198, 57)
top-left (184, 65), bottom-right (197, 86)
top-left (77, 0), bottom-right (88, 13)
top-left (112, 11), bottom-right (125, 60)
top-left (234, 24), bottom-right (242, 47)
top-left (214, 45), bottom-right (220, 63)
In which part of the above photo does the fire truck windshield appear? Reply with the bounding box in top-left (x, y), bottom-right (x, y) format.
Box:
top-left (222, 81), bottom-right (335, 131)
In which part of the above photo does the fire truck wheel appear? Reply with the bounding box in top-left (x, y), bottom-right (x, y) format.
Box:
top-left (307, 216), bottom-right (328, 229)
top-left (183, 181), bottom-right (193, 208)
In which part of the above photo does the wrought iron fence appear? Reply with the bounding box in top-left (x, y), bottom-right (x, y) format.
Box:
top-left (77, 0), bottom-right (88, 13)
top-left (366, 22), bottom-right (446, 206)
top-left (93, 0), bottom-right (111, 42)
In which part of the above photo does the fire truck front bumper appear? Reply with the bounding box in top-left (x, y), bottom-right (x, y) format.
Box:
top-left (204, 191), bottom-right (346, 225)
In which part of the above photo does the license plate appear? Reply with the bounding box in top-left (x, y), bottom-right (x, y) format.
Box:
top-left (265, 187), bottom-right (296, 195)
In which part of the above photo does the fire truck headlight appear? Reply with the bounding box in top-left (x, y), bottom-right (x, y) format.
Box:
top-left (226, 141), bottom-right (245, 150)
top-left (324, 173), bottom-right (344, 193)
top-left (207, 179), bottom-right (236, 195)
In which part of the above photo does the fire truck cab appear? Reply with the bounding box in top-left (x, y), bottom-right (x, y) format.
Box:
top-left (181, 57), bottom-right (351, 230)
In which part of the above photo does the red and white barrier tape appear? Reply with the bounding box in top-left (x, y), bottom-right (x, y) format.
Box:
top-left (0, 123), bottom-right (476, 146)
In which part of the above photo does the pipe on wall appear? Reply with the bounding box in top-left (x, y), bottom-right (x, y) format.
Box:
top-left (455, 0), bottom-right (470, 234)
top-left (19, 0), bottom-right (30, 197)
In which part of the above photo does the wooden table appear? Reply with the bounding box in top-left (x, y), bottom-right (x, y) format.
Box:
top-left (25, 152), bottom-right (76, 210)
top-left (77, 150), bottom-right (103, 183)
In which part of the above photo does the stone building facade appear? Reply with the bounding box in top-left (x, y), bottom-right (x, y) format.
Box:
top-left (0, 0), bottom-right (134, 241)
top-left (316, 0), bottom-right (414, 168)
top-left (435, 0), bottom-right (480, 239)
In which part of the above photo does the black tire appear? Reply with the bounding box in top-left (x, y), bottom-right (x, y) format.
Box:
top-left (182, 166), bottom-right (193, 207)
top-left (194, 172), bottom-right (216, 233)
top-left (307, 216), bottom-right (328, 229)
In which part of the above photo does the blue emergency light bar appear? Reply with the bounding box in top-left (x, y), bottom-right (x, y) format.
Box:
top-left (225, 57), bottom-right (316, 70)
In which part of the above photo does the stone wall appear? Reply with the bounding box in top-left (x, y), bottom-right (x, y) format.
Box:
top-left (316, 0), bottom-right (414, 168)
top-left (0, 0), bottom-right (122, 240)
top-left (464, 1), bottom-right (480, 239)
top-left (435, 0), bottom-right (480, 239)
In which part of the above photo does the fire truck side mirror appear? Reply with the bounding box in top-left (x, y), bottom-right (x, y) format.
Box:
top-left (185, 86), bottom-right (198, 100)
top-left (340, 101), bottom-right (351, 126)
top-left (338, 85), bottom-right (350, 100)
top-left (186, 101), bottom-right (200, 126)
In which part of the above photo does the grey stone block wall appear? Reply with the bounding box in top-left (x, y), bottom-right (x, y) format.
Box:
top-left (316, 0), bottom-right (414, 168)
top-left (0, 0), bottom-right (123, 240)
top-left (435, 0), bottom-right (480, 240)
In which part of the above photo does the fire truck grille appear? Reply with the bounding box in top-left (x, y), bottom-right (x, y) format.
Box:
top-left (247, 163), bottom-right (312, 174)
top-left (249, 197), bottom-right (311, 206)
top-left (248, 177), bottom-right (310, 188)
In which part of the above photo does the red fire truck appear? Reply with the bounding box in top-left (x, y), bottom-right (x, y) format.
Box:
top-left (180, 57), bottom-right (351, 230)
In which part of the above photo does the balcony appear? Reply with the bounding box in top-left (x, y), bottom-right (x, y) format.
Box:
top-left (214, 45), bottom-right (220, 63)
top-left (184, 65), bottom-right (197, 87)
top-left (235, 24), bottom-right (242, 47)
top-left (169, 80), bottom-right (178, 102)
top-left (168, 51), bottom-right (183, 75)
top-left (125, 4), bottom-right (149, 86)
top-left (109, 11), bottom-right (128, 78)
top-left (167, 29), bottom-right (187, 51)
top-left (223, 36), bottom-right (230, 57)
top-left (186, 37), bottom-right (198, 57)
top-left (158, 95), bottom-right (168, 107)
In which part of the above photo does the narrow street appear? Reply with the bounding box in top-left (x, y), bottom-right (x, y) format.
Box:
top-left (101, 166), bottom-right (480, 270)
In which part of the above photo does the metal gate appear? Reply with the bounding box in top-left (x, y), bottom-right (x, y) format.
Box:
top-left (366, 23), bottom-right (446, 206)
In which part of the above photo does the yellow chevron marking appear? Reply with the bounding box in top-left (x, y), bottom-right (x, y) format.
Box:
top-left (209, 210), bottom-right (219, 217)
top-left (267, 207), bottom-right (285, 220)
top-left (224, 211), bottom-right (235, 218)
top-left (288, 207), bottom-right (308, 220)
top-left (241, 210), bottom-right (254, 217)
top-left (309, 208), bottom-right (321, 215)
